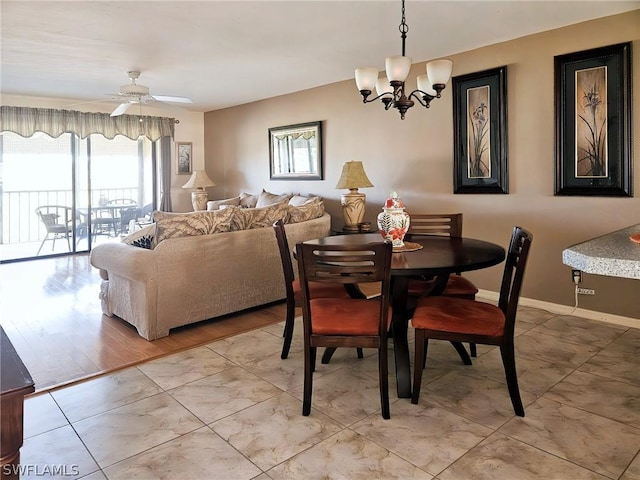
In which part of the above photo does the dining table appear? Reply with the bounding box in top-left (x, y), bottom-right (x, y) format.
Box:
top-left (300, 232), bottom-right (506, 398)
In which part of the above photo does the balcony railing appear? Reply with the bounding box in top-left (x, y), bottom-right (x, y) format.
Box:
top-left (1, 187), bottom-right (139, 248)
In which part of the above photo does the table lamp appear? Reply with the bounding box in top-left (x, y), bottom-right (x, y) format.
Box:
top-left (182, 170), bottom-right (216, 211)
top-left (335, 161), bottom-right (374, 232)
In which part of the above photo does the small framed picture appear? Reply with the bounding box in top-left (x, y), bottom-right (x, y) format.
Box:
top-left (176, 142), bottom-right (192, 175)
top-left (452, 66), bottom-right (508, 194)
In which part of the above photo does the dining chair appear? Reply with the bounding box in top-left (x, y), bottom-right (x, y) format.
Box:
top-left (410, 226), bottom-right (533, 417)
top-left (405, 213), bottom-right (480, 357)
top-left (296, 239), bottom-right (393, 419)
top-left (35, 205), bottom-right (75, 255)
top-left (273, 220), bottom-right (363, 360)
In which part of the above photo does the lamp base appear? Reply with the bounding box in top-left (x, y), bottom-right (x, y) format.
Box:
top-left (341, 189), bottom-right (366, 231)
top-left (191, 190), bottom-right (208, 211)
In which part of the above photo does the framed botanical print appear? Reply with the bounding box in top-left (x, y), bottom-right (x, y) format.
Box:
top-left (452, 66), bottom-right (508, 194)
top-left (554, 42), bottom-right (632, 196)
top-left (176, 142), bottom-right (192, 175)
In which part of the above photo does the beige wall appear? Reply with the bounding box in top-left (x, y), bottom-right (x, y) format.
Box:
top-left (204, 11), bottom-right (640, 321)
top-left (1, 94), bottom-right (207, 212)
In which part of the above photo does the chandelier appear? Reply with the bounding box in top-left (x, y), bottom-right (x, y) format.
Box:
top-left (355, 0), bottom-right (453, 120)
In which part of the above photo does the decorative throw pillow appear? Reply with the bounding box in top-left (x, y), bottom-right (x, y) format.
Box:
top-left (239, 192), bottom-right (258, 208)
top-left (121, 223), bottom-right (156, 249)
top-left (231, 201), bottom-right (289, 230)
top-left (255, 189), bottom-right (293, 208)
top-left (287, 198), bottom-right (325, 224)
top-left (153, 208), bottom-right (236, 244)
top-left (207, 196), bottom-right (241, 211)
top-left (288, 194), bottom-right (321, 206)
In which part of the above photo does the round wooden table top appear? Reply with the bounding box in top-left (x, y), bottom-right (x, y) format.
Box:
top-left (302, 233), bottom-right (506, 276)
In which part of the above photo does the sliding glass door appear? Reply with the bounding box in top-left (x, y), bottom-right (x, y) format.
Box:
top-left (0, 132), bottom-right (157, 262)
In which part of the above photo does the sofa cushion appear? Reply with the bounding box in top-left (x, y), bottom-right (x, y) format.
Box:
top-left (231, 201), bottom-right (289, 230)
top-left (288, 194), bottom-right (321, 206)
top-left (207, 196), bottom-right (241, 211)
top-left (287, 198), bottom-right (325, 224)
top-left (239, 192), bottom-right (258, 208)
top-left (255, 189), bottom-right (293, 208)
top-left (122, 223), bottom-right (157, 249)
top-left (153, 208), bottom-right (235, 243)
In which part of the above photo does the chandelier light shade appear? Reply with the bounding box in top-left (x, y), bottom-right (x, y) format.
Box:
top-left (355, 0), bottom-right (453, 119)
top-left (335, 161), bottom-right (374, 232)
top-left (182, 170), bottom-right (216, 211)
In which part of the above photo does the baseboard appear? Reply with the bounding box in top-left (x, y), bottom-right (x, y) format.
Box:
top-left (477, 289), bottom-right (639, 330)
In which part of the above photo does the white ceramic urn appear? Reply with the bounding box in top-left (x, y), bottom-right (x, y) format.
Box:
top-left (377, 191), bottom-right (410, 247)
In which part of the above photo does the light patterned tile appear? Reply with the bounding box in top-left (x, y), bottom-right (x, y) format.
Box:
top-left (545, 370), bottom-right (640, 428)
top-left (515, 331), bottom-right (599, 368)
top-left (137, 345), bottom-right (236, 390)
top-left (103, 427), bottom-right (261, 480)
top-left (24, 393), bottom-right (68, 439)
top-left (74, 392), bottom-right (203, 468)
top-left (499, 397), bottom-right (640, 479)
top-left (579, 349), bottom-right (640, 386)
top-left (20, 425), bottom-right (99, 480)
top-left (52, 368), bottom-right (163, 422)
top-left (419, 370), bottom-right (536, 429)
top-left (79, 471), bottom-right (106, 479)
top-left (438, 432), bottom-right (608, 480)
top-left (353, 400), bottom-right (491, 476)
top-left (168, 366), bottom-right (282, 424)
top-left (621, 453), bottom-right (640, 480)
top-left (267, 429), bottom-right (433, 479)
top-left (287, 367), bottom-right (392, 426)
top-left (528, 315), bottom-right (626, 348)
top-left (211, 392), bottom-right (342, 471)
top-left (605, 328), bottom-right (640, 356)
top-left (206, 329), bottom-right (284, 365)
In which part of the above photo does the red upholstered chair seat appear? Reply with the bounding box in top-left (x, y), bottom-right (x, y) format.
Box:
top-left (292, 279), bottom-right (351, 306)
top-left (407, 274), bottom-right (478, 298)
top-left (309, 298), bottom-right (391, 336)
top-left (412, 296), bottom-right (505, 338)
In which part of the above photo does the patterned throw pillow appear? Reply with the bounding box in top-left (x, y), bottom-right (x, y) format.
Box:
top-left (207, 196), bottom-right (241, 211)
top-left (153, 208), bottom-right (236, 244)
top-left (287, 198), bottom-right (325, 224)
top-left (288, 195), bottom-right (321, 206)
top-left (122, 223), bottom-right (156, 249)
top-left (239, 192), bottom-right (258, 208)
top-left (231, 201), bottom-right (289, 231)
top-left (255, 189), bottom-right (293, 208)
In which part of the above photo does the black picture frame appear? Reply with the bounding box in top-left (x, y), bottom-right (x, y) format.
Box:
top-left (452, 66), bottom-right (508, 194)
top-left (554, 42), bottom-right (632, 196)
top-left (269, 121), bottom-right (323, 180)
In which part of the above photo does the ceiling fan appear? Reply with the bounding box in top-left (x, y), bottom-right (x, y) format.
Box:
top-left (108, 71), bottom-right (192, 117)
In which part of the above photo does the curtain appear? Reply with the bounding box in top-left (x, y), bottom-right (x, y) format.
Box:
top-left (159, 136), bottom-right (173, 212)
top-left (0, 106), bottom-right (175, 142)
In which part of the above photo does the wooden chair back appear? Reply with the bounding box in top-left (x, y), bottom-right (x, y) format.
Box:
top-left (499, 226), bottom-right (533, 336)
top-left (273, 219), bottom-right (296, 299)
top-left (406, 213), bottom-right (463, 238)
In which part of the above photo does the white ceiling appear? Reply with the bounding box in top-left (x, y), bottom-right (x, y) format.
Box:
top-left (1, 1), bottom-right (637, 113)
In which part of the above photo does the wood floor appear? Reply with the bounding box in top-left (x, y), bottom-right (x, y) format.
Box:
top-left (0, 254), bottom-right (287, 393)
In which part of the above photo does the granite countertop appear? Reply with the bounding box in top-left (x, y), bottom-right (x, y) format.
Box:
top-left (562, 224), bottom-right (640, 280)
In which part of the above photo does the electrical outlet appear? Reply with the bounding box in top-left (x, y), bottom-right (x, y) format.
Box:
top-left (576, 287), bottom-right (595, 295)
top-left (572, 269), bottom-right (582, 284)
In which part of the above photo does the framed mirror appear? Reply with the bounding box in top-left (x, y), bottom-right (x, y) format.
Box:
top-left (269, 121), bottom-right (323, 180)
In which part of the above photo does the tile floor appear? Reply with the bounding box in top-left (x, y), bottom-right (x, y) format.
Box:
top-left (21, 306), bottom-right (640, 479)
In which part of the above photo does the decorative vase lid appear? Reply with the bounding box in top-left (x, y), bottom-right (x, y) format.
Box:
top-left (383, 191), bottom-right (405, 210)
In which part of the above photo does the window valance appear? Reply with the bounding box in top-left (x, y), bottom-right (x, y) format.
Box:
top-left (0, 106), bottom-right (175, 141)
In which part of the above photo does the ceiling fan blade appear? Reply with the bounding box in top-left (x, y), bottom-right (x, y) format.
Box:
top-left (152, 95), bottom-right (193, 104)
top-left (111, 103), bottom-right (132, 117)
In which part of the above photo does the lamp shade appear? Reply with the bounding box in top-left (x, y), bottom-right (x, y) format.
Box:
top-left (335, 161), bottom-right (374, 190)
top-left (385, 55), bottom-right (412, 82)
top-left (182, 170), bottom-right (216, 190)
top-left (426, 59), bottom-right (453, 85)
top-left (355, 67), bottom-right (379, 91)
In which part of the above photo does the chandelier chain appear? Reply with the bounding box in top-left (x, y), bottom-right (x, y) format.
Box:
top-left (399, 0), bottom-right (408, 57)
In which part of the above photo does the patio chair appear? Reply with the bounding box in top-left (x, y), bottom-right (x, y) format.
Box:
top-left (35, 205), bottom-right (74, 255)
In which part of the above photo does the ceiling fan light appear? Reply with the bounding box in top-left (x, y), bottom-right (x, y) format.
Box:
top-left (355, 67), bottom-right (379, 92)
top-left (375, 77), bottom-right (393, 95)
top-left (416, 74), bottom-right (436, 96)
top-left (426, 59), bottom-right (453, 86)
top-left (385, 55), bottom-right (412, 82)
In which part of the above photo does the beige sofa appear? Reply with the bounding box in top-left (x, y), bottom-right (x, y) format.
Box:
top-left (90, 212), bottom-right (331, 340)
